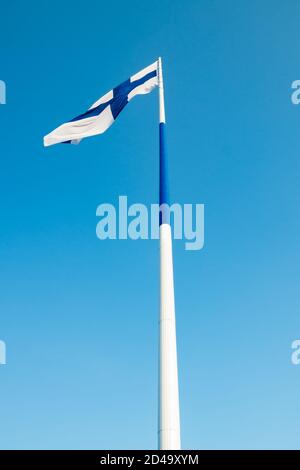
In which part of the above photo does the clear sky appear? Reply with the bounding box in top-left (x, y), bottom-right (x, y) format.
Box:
top-left (1, 0), bottom-right (300, 450)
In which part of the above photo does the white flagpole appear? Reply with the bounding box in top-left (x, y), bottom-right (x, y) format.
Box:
top-left (158, 57), bottom-right (181, 450)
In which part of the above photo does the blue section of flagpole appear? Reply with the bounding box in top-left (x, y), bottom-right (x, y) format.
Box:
top-left (159, 122), bottom-right (169, 225)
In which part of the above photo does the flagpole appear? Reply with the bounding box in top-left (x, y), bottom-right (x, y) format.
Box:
top-left (158, 57), bottom-right (181, 450)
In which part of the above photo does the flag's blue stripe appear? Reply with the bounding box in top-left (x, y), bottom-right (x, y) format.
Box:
top-left (69, 101), bottom-right (108, 122)
top-left (159, 122), bottom-right (170, 225)
top-left (69, 69), bottom-right (157, 123)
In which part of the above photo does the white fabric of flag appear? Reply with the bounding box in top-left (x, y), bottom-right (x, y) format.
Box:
top-left (43, 61), bottom-right (158, 147)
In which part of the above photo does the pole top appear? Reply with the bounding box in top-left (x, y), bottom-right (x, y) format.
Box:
top-left (158, 57), bottom-right (165, 123)
top-left (158, 57), bottom-right (164, 90)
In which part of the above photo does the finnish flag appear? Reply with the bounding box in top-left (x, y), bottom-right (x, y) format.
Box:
top-left (44, 61), bottom-right (158, 147)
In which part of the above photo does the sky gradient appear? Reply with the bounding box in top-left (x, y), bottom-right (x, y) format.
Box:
top-left (0, 0), bottom-right (300, 450)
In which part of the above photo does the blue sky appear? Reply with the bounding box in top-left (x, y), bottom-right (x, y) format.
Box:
top-left (1, 0), bottom-right (300, 450)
